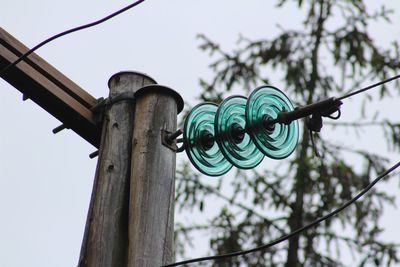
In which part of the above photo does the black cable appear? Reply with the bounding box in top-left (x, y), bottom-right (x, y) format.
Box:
top-left (163, 160), bottom-right (400, 267)
top-left (338, 73), bottom-right (400, 101)
top-left (0, 0), bottom-right (146, 77)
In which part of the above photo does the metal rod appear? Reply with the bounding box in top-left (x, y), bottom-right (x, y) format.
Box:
top-left (263, 117), bottom-right (279, 129)
top-left (195, 119), bottom-right (273, 150)
top-left (88, 150), bottom-right (99, 159)
top-left (52, 124), bottom-right (68, 134)
top-left (275, 97), bottom-right (342, 125)
top-left (166, 129), bottom-right (183, 143)
top-left (186, 98), bottom-right (342, 150)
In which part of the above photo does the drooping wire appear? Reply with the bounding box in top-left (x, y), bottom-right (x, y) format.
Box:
top-left (0, 0), bottom-right (146, 77)
top-left (338, 73), bottom-right (400, 100)
top-left (162, 160), bottom-right (400, 267)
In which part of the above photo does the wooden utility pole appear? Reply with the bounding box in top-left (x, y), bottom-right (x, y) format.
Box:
top-left (1, 28), bottom-right (184, 267)
top-left (78, 72), bottom-right (157, 266)
top-left (78, 73), bottom-right (184, 267)
top-left (128, 84), bottom-right (183, 266)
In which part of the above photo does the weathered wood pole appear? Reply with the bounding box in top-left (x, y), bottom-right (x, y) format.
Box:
top-left (128, 85), bottom-right (183, 266)
top-left (79, 71), bottom-right (156, 267)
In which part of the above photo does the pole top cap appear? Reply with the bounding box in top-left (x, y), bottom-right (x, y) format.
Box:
top-left (108, 71), bottom-right (157, 89)
top-left (136, 84), bottom-right (184, 114)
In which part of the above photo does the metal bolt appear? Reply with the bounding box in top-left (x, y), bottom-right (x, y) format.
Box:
top-left (200, 130), bottom-right (215, 150)
top-left (262, 115), bottom-right (276, 132)
top-left (230, 123), bottom-right (245, 144)
top-left (166, 129), bottom-right (183, 144)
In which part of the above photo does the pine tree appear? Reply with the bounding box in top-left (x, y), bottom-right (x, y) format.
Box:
top-left (175, 1), bottom-right (400, 266)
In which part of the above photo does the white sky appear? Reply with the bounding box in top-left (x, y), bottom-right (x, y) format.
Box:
top-left (1, 1), bottom-right (400, 266)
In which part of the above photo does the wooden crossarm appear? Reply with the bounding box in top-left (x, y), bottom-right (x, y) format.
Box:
top-left (0, 27), bottom-right (101, 148)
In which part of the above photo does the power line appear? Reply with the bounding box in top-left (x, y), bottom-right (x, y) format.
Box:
top-left (338, 73), bottom-right (400, 100)
top-left (163, 160), bottom-right (400, 267)
top-left (0, 0), bottom-right (146, 77)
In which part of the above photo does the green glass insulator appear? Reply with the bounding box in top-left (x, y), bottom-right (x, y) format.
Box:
top-left (246, 86), bottom-right (299, 159)
top-left (215, 96), bottom-right (264, 169)
top-left (183, 103), bottom-right (232, 176)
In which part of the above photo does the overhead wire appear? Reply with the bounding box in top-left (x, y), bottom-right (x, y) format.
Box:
top-left (163, 160), bottom-right (400, 267)
top-left (0, 0), bottom-right (146, 77)
top-left (338, 73), bottom-right (400, 100)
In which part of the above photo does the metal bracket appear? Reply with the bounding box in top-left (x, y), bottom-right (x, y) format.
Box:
top-left (89, 150), bottom-right (99, 159)
top-left (52, 123), bottom-right (69, 134)
top-left (161, 130), bottom-right (178, 152)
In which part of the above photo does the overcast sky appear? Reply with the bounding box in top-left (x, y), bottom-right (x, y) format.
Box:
top-left (1, 1), bottom-right (400, 266)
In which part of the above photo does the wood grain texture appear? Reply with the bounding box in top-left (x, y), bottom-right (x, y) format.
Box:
top-left (128, 88), bottom-right (178, 266)
top-left (79, 72), bottom-right (156, 267)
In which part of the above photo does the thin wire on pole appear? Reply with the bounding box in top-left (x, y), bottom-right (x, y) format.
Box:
top-left (338, 73), bottom-right (400, 100)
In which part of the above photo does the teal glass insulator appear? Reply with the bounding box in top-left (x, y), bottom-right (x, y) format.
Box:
top-left (246, 85), bottom-right (299, 159)
top-left (183, 103), bottom-right (232, 176)
top-left (215, 96), bottom-right (264, 169)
